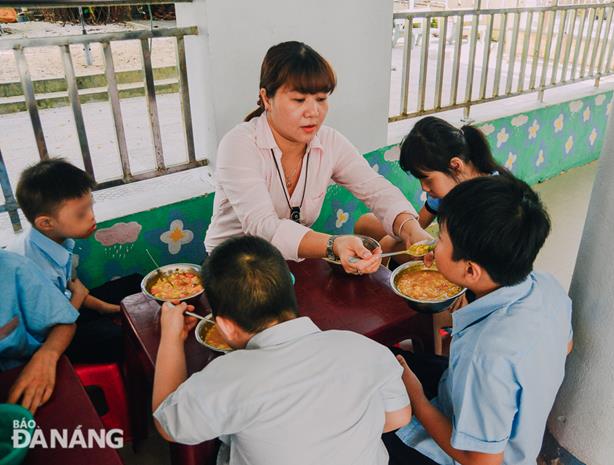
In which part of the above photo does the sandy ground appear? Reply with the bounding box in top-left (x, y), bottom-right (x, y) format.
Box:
top-left (0, 20), bottom-right (178, 83)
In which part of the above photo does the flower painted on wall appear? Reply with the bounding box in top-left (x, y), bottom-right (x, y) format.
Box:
top-left (496, 128), bottom-right (509, 148)
top-left (565, 136), bottom-right (574, 155)
top-left (511, 115), bottom-right (529, 127)
top-left (589, 128), bottom-right (598, 146)
top-left (505, 152), bottom-right (517, 171)
top-left (371, 163), bottom-right (380, 173)
top-left (569, 100), bottom-right (583, 113)
top-left (528, 120), bottom-right (540, 139)
top-left (553, 114), bottom-right (564, 133)
top-left (335, 209), bottom-right (349, 229)
top-left (479, 123), bottom-right (495, 136)
top-left (595, 94), bottom-right (606, 106)
top-left (583, 106), bottom-right (591, 122)
top-left (383, 146), bottom-right (400, 162)
top-left (536, 150), bottom-right (545, 167)
top-left (160, 219), bottom-right (194, 255)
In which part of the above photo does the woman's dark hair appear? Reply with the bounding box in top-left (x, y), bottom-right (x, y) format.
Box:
top-left (245, 41), bottom-right (337, 121)
top-left (399, 116), bottom-right (508, 180)
top-left (201, 236), bottom-right (298, 333)
top-left (438, 176), bottom-right (551, 286)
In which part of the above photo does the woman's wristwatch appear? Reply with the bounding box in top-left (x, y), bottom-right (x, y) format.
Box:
top-left (326, 235), bottom-right (339, 261)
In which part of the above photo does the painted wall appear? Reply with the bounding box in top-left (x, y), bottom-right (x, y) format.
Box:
top-left (547, 90), bottom-right (614, 465)
top-left (175, 0), bottom-right (393, 158)
top-left (75, 90), bottom-right (613, 288)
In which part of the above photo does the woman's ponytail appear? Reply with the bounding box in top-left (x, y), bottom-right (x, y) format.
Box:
top-left (244, 96), bottom-right (265, 122)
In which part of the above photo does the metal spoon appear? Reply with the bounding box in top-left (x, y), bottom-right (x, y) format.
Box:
top-left (348, 239), bottom-right (436, 264)
top-left (165, 302), bottom-right (208, 321)
top-left (145, 248), bottom-right (175, 288)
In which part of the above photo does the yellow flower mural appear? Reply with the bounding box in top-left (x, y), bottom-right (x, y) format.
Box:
top-left (336, 209), bottom-right (349, 229)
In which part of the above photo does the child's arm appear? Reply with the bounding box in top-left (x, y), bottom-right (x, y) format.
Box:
top-left (396, 355), bottom-right (504, 465)
top-left (418, 205), bottom-right (436, 229)
top-left (8, 323), bottom-right (76, 414)
top-left (83, 294), bottom-right (120, 314)
top-left (383, 405), bottom-right (412, 432)
top-left (152, 302), bottom-right (197, 441)
top-left (68, 278), bottom-right (89, 309)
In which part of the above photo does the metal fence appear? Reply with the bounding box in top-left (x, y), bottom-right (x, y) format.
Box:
top-left (0, 25), bottom-right (202, 232)
top-left (390, 2), bottom-right (614, 122)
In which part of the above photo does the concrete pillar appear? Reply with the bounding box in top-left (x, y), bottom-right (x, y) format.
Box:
top-left (176, 0), bottom-right (394, 166)
top-left (548, 105), bottom-right (614, 463)
top-left (175, 1), bottom-right (219, 163)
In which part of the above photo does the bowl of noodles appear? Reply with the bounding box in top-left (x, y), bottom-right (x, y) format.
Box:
top-left (389, 261), bottom-right (466, 313)
top-left (141, 263), bottom-right (204, 303)
top-left (195, 314), bottom-right (232, 353)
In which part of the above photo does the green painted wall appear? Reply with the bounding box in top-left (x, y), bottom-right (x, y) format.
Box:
top-left (75, 91), bottom-right (612, 288)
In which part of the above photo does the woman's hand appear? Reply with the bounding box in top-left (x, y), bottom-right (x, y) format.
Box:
top-left (333, 235), bottom-right (382, 275)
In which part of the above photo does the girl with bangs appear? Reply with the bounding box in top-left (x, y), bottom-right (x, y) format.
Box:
top-left (355, 116), bottom-right (511, 266)
top-left (205, 41), bottom-right (432, 275)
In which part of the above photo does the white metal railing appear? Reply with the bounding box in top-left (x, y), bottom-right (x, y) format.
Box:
top-left (0, 25), bottom-right (203, 232)
top-left (390, 2), bottom-right (614, 121)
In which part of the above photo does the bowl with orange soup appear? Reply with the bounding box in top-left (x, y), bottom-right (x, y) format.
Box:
top-left (141, 263), bottom-right (204, 303)
top-left (389, 261), bottom-right (466, 313)
top-left (195, 314), bottom-right (232, 353)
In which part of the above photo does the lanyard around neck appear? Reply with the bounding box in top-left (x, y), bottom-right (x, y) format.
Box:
top-left (270, 148), bottom-right (310, 223)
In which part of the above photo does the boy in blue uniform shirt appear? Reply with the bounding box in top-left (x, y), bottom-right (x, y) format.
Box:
top-left (9, 158), bottom-right (139, 363)
top-left (0, 250), bottom-right (78, 413)
top-left (387, 176), bottom-right (573, 465)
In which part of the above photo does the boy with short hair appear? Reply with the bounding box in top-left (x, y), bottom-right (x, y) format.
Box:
top-left (1, 250), bottom-right (78, 413)
top-left (387, 176), bottom-right (572, 465)
top-left (9, 158), bottom-right (124, 363)
top-left (153, 236), bottom-right (411, 465)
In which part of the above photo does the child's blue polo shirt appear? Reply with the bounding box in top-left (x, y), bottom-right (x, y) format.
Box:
top-left (0, 251), bottom-right (78, 370)
top-left (8, 227), bottom-right (75, 299)
top-left (397, 271), bottom-right (572, 465)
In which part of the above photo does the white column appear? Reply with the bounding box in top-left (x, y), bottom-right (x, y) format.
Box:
top-left (548, 105), bottom-right (614, 463)
top-left (175, 1), bottom-right (219, 164)
top-left (176, 0), bottom-right (394, 166)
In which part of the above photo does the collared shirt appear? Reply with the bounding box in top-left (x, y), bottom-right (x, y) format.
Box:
top-left (154, 317), bottom-right (409, 465)
top-left (8, 227), bottom-right (76, 299)
top-left (0, 251), bottom-right (79, 370)
top-left (397, 272), bottom-right (572, 465)
top-left (204, 113), bottom-right (417, 260)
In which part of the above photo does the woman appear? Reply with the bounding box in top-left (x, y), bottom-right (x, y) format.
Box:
top-left (205, 41), bottom-right (431, 274)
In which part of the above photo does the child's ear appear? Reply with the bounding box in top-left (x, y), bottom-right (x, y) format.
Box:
top-left (215, 315), bottom-right (242, 342)
top-left (449, 156), bottom-right (465, 173)
top-left (463, 260), bottom-right (483, 284)
top-left (34, 215), bottom-right (54, 233)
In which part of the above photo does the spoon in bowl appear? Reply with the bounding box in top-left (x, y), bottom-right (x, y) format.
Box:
top-left (348, 239), bottom-right (436, 264)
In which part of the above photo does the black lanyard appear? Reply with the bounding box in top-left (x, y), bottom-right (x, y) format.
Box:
top-left (270, 148), bottom-right (310, 223)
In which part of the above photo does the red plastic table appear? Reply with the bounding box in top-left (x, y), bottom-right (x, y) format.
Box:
top-left (121, 259), bottom-right (433, 465)
top-left (0, 356), bottom-right (124, 465)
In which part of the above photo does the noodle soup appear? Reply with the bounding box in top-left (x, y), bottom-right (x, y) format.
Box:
top-left (395, 268), bottom-right (462, 302)
top-left (150, 270), bottom-right (203, 300)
